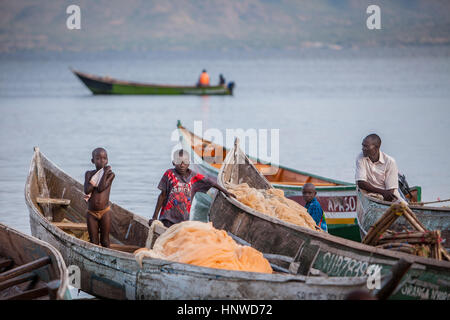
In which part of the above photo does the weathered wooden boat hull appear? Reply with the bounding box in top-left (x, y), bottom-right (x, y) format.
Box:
top-left (0, 222), bottom-right (70, 300)
top-left (25, 149), bottom-right (374, 300)
top-left (357, 190), bottom-right (450, 250)
top-left (72, 70), bottom-right (233, 95)
top-left (209, 140), bottom-right (450, 300)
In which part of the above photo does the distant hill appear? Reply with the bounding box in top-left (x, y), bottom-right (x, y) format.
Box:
top-left (1, 0), bottom-right (449, 53)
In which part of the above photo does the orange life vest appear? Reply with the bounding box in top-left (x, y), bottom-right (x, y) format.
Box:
top-left (199, 72), bottom-right (210, 86)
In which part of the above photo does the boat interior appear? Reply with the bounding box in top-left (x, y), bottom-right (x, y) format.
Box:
top-left (0, 228), bottom-right (61, 300)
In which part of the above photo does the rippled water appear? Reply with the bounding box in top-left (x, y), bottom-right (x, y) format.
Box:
top-left (1, 48), bottom-right (450, 236)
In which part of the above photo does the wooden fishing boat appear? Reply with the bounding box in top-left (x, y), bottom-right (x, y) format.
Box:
top-left (357, 190), bottom-right (450, 250)
top-left (72, 69), bottom-right (234, 95)
top-left (25, 147), bottom-right (381, 300)
top-left (0, 223), bottom-right (70, 300)
top-left (178, 121), bottom-right (359, 241)
top-left (209, 139), bottom-right (450, 300)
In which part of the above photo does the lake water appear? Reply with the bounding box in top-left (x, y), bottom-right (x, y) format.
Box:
top-left (1, 47), bottom-right (450, 237)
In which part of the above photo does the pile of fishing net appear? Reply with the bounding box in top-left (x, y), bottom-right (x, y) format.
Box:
top-left (134, 221), bottom-right (273, 274)
top-left (226, 183), bottom-right (319, 231)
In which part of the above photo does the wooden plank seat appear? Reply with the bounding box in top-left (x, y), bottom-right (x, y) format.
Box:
top-left (0, 256), bottom-right (51, 283)
top-left (36, 197), bottom-right (70, 206)
top-left (52, 222), bottom-right (87, 231)
top-left (0, 272), bottom-right (38, 291)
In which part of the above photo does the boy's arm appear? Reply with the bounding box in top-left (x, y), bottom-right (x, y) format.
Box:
top-left (84, 171), bottom-right (95, 194)
top-left (97, 166), bottom-right (115, 192)
top-left (149, 191), bottom-right (166, 225)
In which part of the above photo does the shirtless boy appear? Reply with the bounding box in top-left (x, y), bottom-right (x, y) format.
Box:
top-left (84, 147), bottom-right (115, 247)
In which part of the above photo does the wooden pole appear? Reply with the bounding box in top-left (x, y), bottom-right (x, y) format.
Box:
top-left (440, 248), bottom-right (450, 261)
top-left (363, 206), bottom-right (401, 245)
top-left (378, 231), bottom-right (430, 240)
top-left (404, 206), bottom-right (426, 232)
top-left (416, 198), bottom-right (450, 205)
top-left (376, 258), bottom-right (412, 300)
top-left (34, 147), bottom-right (53, 221)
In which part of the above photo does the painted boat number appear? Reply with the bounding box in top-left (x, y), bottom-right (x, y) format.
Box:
top-left (326, 196), bottom-right (357, 213)
top-left (316, 252), bottom-right (379, 277)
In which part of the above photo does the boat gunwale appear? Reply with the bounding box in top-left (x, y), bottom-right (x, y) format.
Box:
top-left (215, 141), bottom-right (450, 269)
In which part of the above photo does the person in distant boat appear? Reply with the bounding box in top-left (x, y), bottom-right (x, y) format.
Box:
top-left (219, 74), bottom-right (225, 86)
top-left (302, 183), bottom-right (327, 232)
top-left (84, 147), bottom-right (115, 248)
top-left (149, 149), bottom-right (234, 228)
top-left (355, 134), bottom-right (403, 202)
top-left (197, 69), bottom-right (210, 87)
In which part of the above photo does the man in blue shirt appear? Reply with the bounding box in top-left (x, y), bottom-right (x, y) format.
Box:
top-left (302, 183), bottom-right (327, 232)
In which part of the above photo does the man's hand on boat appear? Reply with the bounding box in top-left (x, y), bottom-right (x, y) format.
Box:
top-left (381, 190), bottom-right (397, 202)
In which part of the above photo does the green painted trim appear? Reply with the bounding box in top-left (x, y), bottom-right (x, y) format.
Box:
top-left (412, 185), bottom-right (422, 202)
top-left (328, 224), bottom-right (361, 242)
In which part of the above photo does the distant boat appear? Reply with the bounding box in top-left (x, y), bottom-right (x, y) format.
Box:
top-left (0, 222), bottom-right (70, 300)
top-left (71, 69), bottom-right (235, 95)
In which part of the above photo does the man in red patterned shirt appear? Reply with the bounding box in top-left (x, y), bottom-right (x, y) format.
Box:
top-left (149, 149), bottom-right (234, 228)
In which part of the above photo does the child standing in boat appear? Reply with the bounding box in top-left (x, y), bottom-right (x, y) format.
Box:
top-left (84, 147), bottom-right (115, 247)
top-left (150, 149), bottom-right (234, 228)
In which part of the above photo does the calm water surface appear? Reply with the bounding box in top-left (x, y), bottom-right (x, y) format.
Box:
top-left (1, 48), bottom-right (450, 236)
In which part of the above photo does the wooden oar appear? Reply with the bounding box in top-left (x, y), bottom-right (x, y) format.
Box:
top-left (415, 198), bottom-right (450, 205)
top-left (376, 258), bottom-right (412, 300)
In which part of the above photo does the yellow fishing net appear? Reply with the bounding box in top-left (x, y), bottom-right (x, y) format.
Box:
top-left (226, 183), bottom-right (319, 231)
top-left (134, 221), bottom-right (273, 274)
